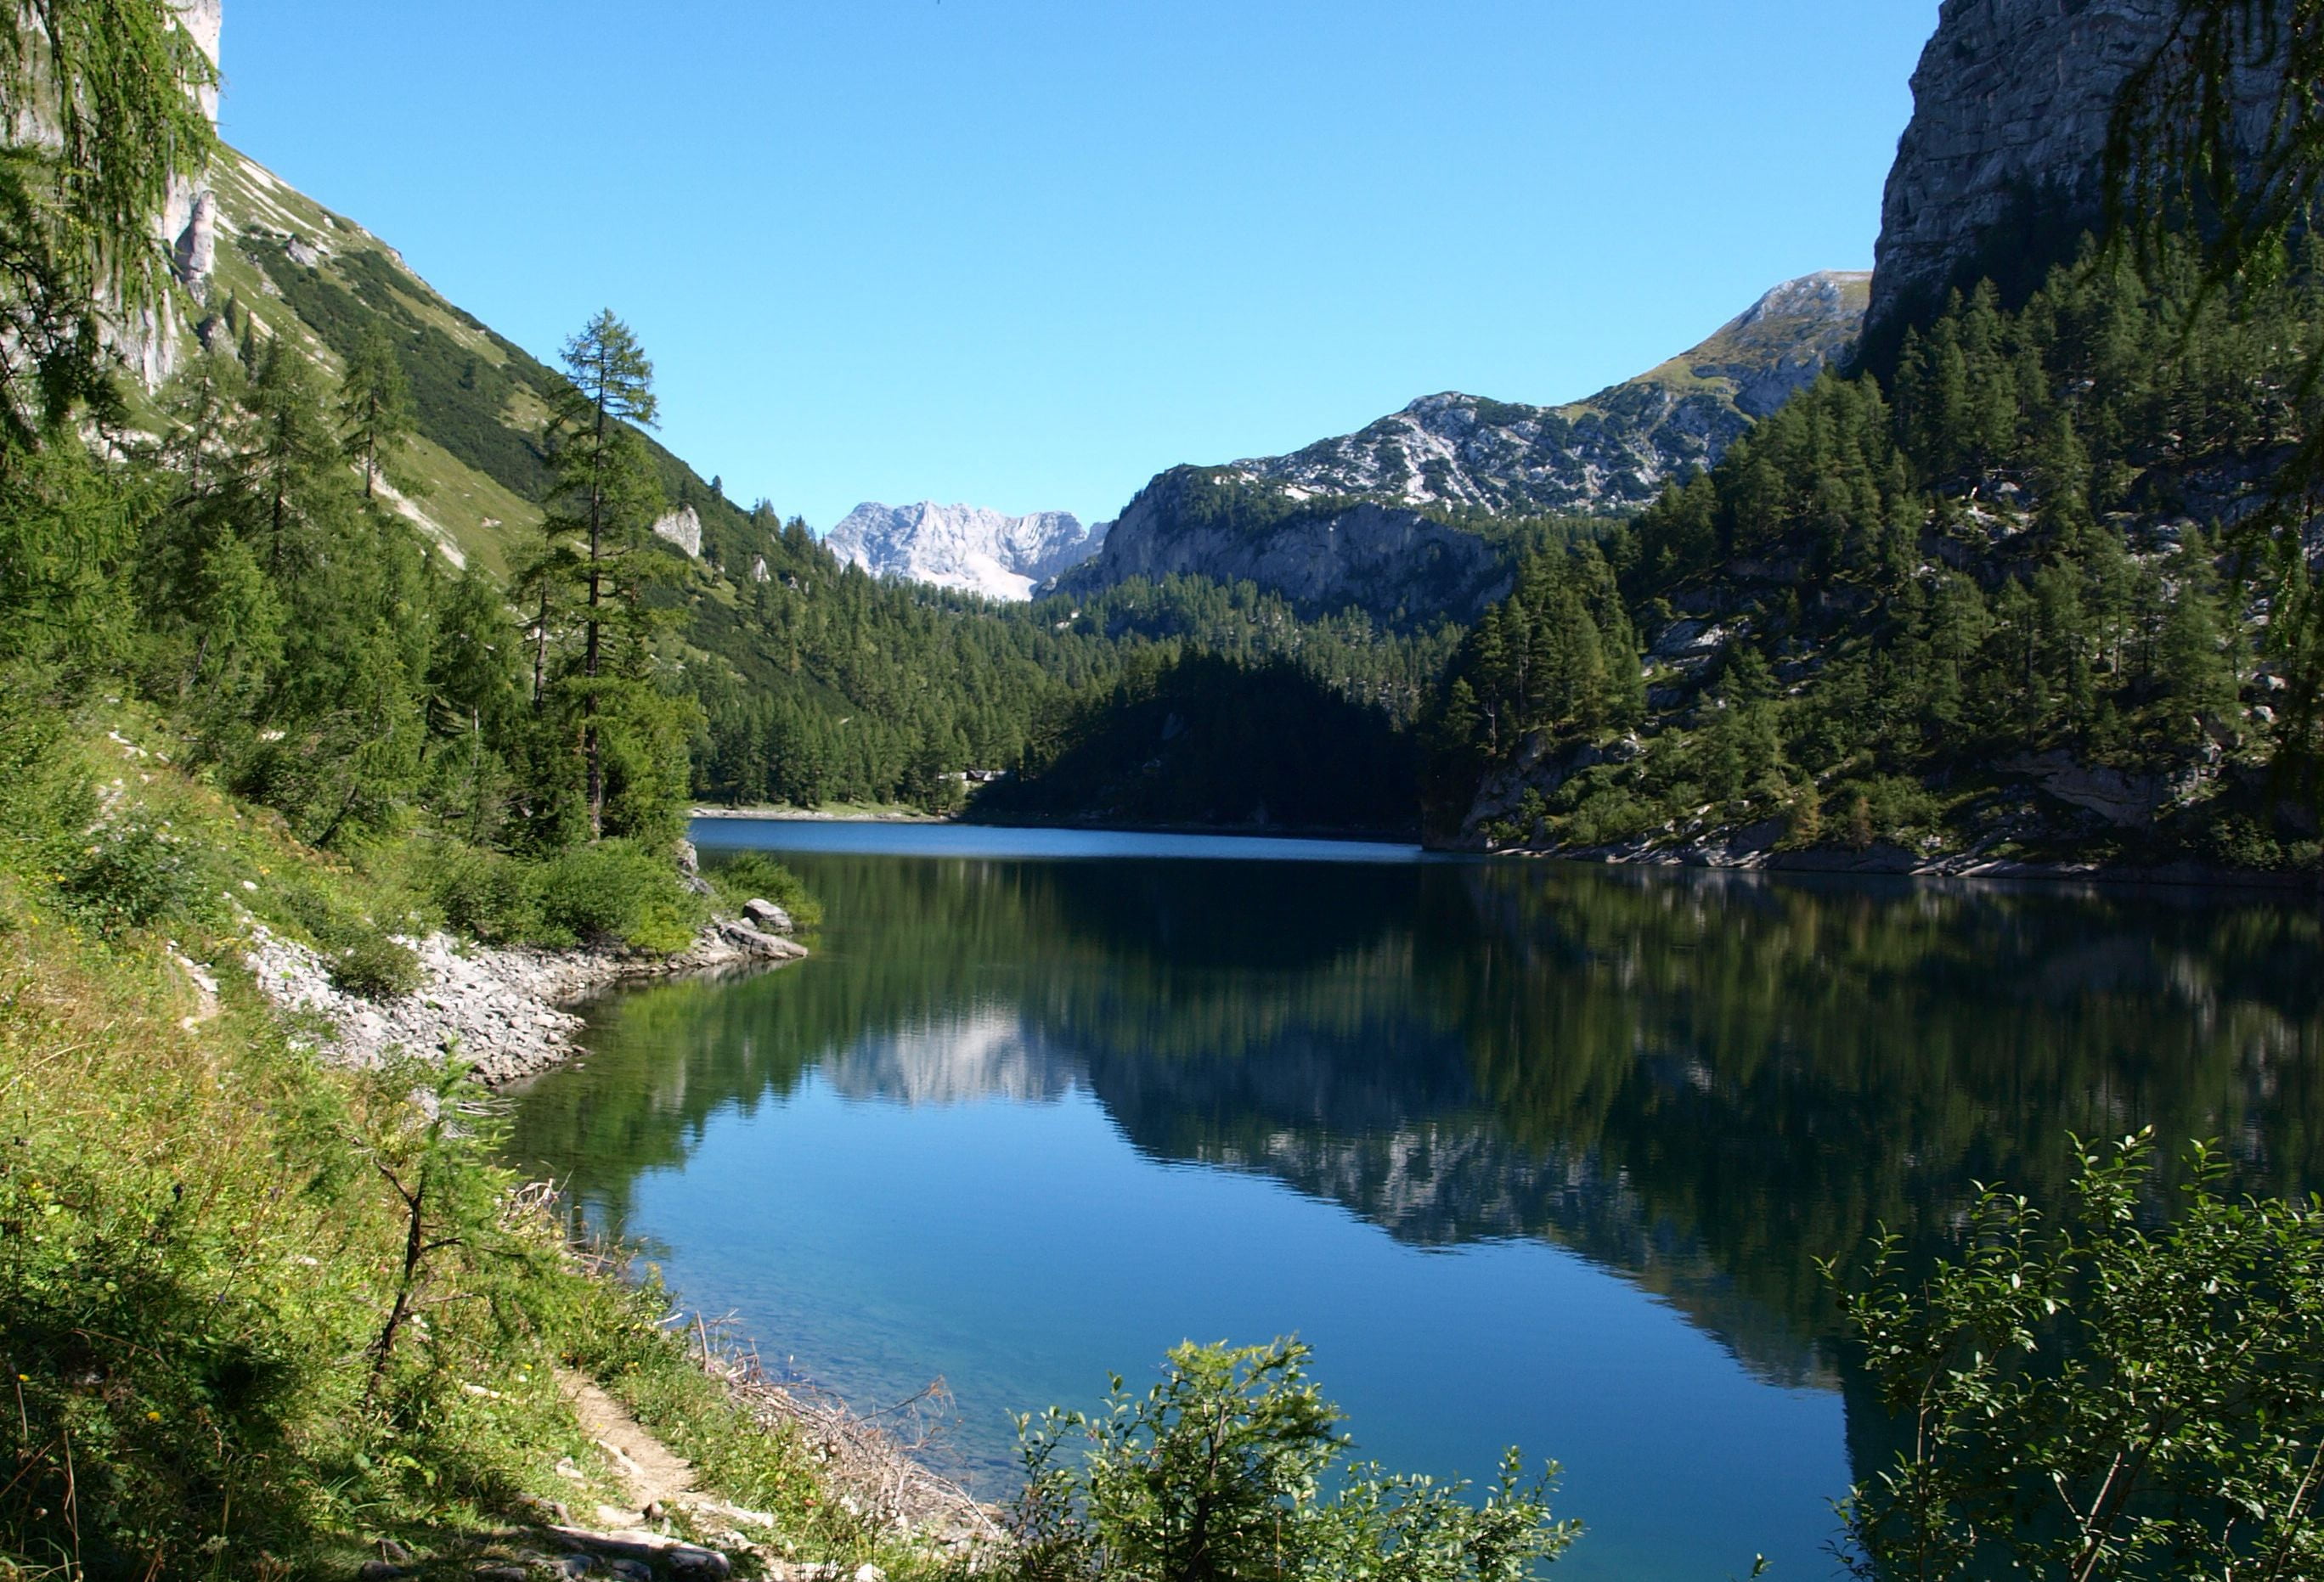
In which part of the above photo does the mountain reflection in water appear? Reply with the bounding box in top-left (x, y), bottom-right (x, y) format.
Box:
top-left (504, 837), bottom-right (2321, 1574)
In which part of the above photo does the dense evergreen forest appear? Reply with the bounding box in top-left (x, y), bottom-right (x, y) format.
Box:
top-left (1422, 240), bottom-right (2324, 870)
top-left (76, 229), bottom-right (2324, 861)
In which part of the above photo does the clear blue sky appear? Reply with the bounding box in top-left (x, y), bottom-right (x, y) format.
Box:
top-left (217, 2), bottom-right (1938, 530)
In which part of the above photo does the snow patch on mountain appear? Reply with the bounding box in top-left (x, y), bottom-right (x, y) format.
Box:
top-left (825, 501), bottom-right (1108, 601)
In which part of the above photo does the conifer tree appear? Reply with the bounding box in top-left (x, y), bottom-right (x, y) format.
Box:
top-left (338, 326), bottom-right (416, 499)
top-left (2158, 526), bottom-right (2240, 742)
top-left (541, 310), bottom-right (662, 839)
top-left (242, 344), bottom-right (347, 577)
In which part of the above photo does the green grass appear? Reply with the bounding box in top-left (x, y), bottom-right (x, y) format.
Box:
top-left (0, 694), bottom-right (980, 1580)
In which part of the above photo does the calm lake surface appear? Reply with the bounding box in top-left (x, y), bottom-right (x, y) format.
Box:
top-left (504, 821), bottom-right (2324, 1580)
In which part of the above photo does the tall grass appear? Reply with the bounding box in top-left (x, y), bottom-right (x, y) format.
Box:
top-left (0, 689), bottom-right (969, 1579)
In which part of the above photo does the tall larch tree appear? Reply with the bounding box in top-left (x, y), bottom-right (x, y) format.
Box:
top-left (542, 309), bottom-right (661, 839)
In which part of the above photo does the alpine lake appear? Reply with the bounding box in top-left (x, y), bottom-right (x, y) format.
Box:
top-left (502, 821), bottom-right (2324, 1580)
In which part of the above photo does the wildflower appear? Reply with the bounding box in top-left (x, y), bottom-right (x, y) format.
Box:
top-left (146, 1410), bottom-right (161, 1422)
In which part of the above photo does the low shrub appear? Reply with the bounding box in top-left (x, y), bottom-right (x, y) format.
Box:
top-left (1013, 1339), bottom-right (1578, 1580)
top-left (50, 816), bottom-right (219, 937)
top-left (1560, 786), bottom-right (1657, 848)
top-left (274, 877), bottom-right (421, 999)
top-left (1830, 774), bottom-right (1943, 848)
top-left (326, 928), bottom-right (422, 999)
top-left (419, 840), bottom-right (541, 943)
top-left (1836, 1132), bottom-right (2324, 1578)
top-left (533, 839), bottom-right (702, 953)
top-left (707, 850), bottom-right (823, 930)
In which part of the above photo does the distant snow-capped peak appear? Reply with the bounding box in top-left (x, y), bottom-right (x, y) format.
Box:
top-left (825, 501), bottom-right (1108, 601)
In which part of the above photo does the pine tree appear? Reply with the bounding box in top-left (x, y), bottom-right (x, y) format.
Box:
top-left (241, 344), bottom-right (347, 578)
top-left (2158, 526), bottom-right (2239, 744)
top-left (426, 565), bottom-right (522, 744)
top-left (338, 326), bottom-right (416, 499)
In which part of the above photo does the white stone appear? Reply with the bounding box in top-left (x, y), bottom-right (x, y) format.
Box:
top-left (652, 505), bottom-right (703, 558)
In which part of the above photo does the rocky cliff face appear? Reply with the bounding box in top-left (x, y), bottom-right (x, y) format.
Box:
top-left (826, 500), bottom-right (1107, 601)
top-left (1070, 469), bottom-right (1510, 625)
top-left (1061, 273), bottom-right (1865, 623)
top-left (651, 505), bottom-right (703, 558)
top-left (121, 0), bottom-right (223, 386)
top-left (1868, 0), bottom-right (2276, 346)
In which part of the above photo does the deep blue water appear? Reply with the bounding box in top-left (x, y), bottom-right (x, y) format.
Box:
top-left (504, 819), bottom-right (2324, 1580)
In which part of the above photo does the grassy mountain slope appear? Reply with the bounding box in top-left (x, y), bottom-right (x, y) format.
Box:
top-left (200, 149), bottom-right (550, 575)
top-left (200, 146), bottom-right (787, 587)
top-left (0, 688), bottom-right (992, 1576)
top-left (188, 147), bottom-right (1111, 808)
top-left (172, 144), bottom-right (1492, 826)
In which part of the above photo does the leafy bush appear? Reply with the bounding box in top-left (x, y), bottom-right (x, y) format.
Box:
top-left (0, 673), bottom-right (75, 840)
top-left (419, 841), bottom-right (541, 943)
top-left (707, 850), bottom-right (823, 930)
top-left (51, 817), bottom-right (217, 937)
top-left (274, 877), bottom-right (422, 999)
top-left (1830, 775), bottom-right (1943, 849)
top-left (1833, 1131), bottom-right (2324, 1579)
top-left (1560, 787), bottom-right (1657, 849)
top-left (325, 929), bottom-right (422, 999)
top-left (1011, 1339), bottom-right (1577, 1581)
top-left (533, 839), bottom-right (702, 953)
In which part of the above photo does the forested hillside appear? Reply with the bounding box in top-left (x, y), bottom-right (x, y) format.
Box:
top-left (76, 16), bottom-right (2322, 866)
top-left (186, 144), bottom-right (1452, 824)
top-left (1424, 241), bottom-right (2323, 874)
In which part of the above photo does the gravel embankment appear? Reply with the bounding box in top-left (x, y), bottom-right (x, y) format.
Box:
top-left (243, 917), bottom-right (805, 1085)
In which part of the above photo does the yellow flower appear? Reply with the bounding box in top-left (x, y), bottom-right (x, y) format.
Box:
top-left (145, 1410), bottom-right (161, 1422)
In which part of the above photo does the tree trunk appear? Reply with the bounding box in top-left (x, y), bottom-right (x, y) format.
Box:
top-left (532, 590), bottom-right (550, 712)
top-left (584, 398), bottom-right (606, 839)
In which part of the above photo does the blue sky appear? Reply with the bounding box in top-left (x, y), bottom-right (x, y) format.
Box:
top-left (217, 2), bottom-right (1938, 530)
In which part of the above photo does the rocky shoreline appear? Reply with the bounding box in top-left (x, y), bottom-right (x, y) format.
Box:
top-left (1469, 830), bottom-right (2321, 893)
top-left (244, 914), bottom-right (806, 1086)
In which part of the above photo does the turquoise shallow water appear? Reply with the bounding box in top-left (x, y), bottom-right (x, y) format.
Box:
top-left (504, 820), bottom-right (2324, 1580)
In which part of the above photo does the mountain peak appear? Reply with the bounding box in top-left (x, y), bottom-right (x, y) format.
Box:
top-left (1056, 271), bottom-right (1868, 624)
top-left (1735, 270), bottom-right (1872, 326)
top-left (825, 501), bottom-right (1108, 601)
top-left (1617, 268), bottom-right (1870, 419)
top-left (1200, 269), bottom-right (1867, 521)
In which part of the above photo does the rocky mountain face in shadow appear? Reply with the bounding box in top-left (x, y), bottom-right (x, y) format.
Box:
top-left (1864, 0), bottom-right (2280, 363)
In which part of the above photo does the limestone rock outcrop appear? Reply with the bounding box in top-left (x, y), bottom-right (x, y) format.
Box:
top-left (1226, 272), bottom-right (1869, 521)
top-left (1869, 0), bottom-right (2278, 341)
top-left (104, 1), bottom-right (223, 386)
top-left (1072, 471), bottom-right (1512, 625)
top-left (653, 505), bottom-right (704, 558)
